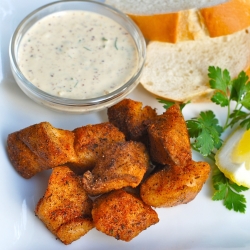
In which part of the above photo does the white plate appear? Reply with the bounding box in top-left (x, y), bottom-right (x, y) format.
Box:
top-left (1, 1), bottom-right (250, 249)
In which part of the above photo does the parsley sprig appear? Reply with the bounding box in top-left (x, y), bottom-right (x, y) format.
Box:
top-left (209, 66), bottom-right (250, 130)
top-left (158, 66), bottom-right (250, 213)
top-left (212, 168), bottom-right (248, 213)
top-left (186, 110), bottom-right (223, 158)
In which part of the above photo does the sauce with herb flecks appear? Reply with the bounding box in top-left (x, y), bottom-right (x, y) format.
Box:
top-left (18, 10), bottom-right (138, 99)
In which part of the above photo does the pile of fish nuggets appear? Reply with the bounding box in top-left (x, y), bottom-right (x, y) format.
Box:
top-left (6, 98), bottom-right (210, 245)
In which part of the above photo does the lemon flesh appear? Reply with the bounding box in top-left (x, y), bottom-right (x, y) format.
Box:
top-left (231, 129), bottom-right (250, 170)
top-left (215, 127), bottom-right (250, 188)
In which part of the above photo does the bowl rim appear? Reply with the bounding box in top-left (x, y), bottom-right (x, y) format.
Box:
top-left (9, 0), bottom-right (146, 107)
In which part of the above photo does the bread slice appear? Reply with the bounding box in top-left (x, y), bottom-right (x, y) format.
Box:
top-left (105, 0), bottom-right (229, 15)
top-left (140, 27), bottom-right (250, 102)
top-left (106, 0), bottom-right (250, 43)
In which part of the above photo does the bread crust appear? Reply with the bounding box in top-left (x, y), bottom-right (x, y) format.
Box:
top-left (200, 0), bottom-right (250, 37)
top-left (107, 0), bottom-right (249, 44)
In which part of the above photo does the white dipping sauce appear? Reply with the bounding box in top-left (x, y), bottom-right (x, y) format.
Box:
top-left (18, 11), bottom-right (138, 99)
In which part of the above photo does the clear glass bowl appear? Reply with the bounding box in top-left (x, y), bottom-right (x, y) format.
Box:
top-left (9, 0), bottom-right (146, 113)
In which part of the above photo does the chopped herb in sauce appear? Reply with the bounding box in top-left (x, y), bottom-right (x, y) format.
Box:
top-left (114, 37), bottom-right (118, 50)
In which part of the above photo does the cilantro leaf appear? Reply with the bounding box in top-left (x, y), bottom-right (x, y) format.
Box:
top-left (212, 170), bottom-right (228, 201)
top-left (194, 129), bottom-right (216, 156)
top-left (212, 167), bottom-right (227, 184)
top-left (211, 92), bottom-right (229, 107)
top-left (209, 67), bottom-right (250, 131)
top-left (212, 169), bottom-right (247, 213)
top-left (199, 111), bottom-right (223, 137)
top-left (186, 120), bottom-right (201, 138)
top-left (212, 183), bottom-right (227, 201)
top-left (157, 98), bottom-right (188, 111)
top-left (241, 92), bottom-right (250, 110)
top-left (157, 99), bottom-right (175, 110)
top-left (229, 110), bottom-right (249, 128)
top-left (240, 117), bottom-right (250, 129)
top-left (224, 188), bottom-right (246, 213)
top-left (230, 182), bottom-right (249, 193)
top-left (230, 71), bottom-right (250, 104)
top-left (208, 66), bottom-right (231, 93)
top-left (186, 111), bottom-right (223, 156)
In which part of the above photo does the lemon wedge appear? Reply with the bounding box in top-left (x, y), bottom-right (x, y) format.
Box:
top-left (215, 127), bottom-right (250, 188)
top-left (231, 129), bottom-right (250, 170)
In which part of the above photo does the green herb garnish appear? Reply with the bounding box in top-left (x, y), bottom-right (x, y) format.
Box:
top-left (158, 66), bottom-right (250, 213)
top-left (74, 80), bottom-right (79, 88)
top-left (83, 47), bottom-right (91, 51)
top-left (114, 37), bottom-right (118, 50)
top-left (157, 99), bottom-right (188, 111)
top-left (208, 66), bottom-right (250, 129)
top-left (186, 110), bottom-right (223, 158)
top-left (212, 168), bottom-right (248, 213)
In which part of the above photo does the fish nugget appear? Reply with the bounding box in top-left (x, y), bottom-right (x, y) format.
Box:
top-left (140, 161), bottom-right (210, 207)
top-left (18, 122), bottom-right (78, 167)
top-left (92, 189), bottom-right (159, 242)
top-left (35, 166), bottom-right (94, 245)
top-left (72, 122), bottom-right (125, 174)
top-left (82, 141), bottom-right (149, 196)
top-left (107, 98), bottom-right (157, 142)
top-left (147, 104), bottom-right (191, 166)
top-left (7, 132), bottom-right (50, 178)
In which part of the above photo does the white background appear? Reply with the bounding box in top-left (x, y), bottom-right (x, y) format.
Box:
top-left (1, 0), bottom-right (250, 249)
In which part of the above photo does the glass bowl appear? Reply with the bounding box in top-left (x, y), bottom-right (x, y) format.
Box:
top-left (9, 0), bottom-right (146, 113)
